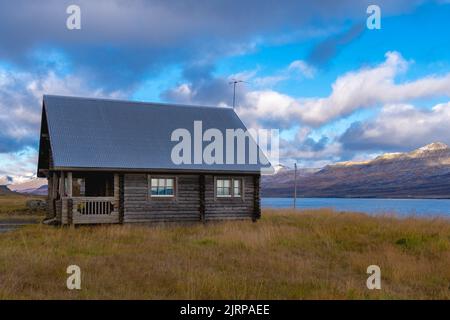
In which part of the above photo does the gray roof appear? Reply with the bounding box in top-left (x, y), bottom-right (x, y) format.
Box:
top-left (39, 95), bottom-right (268, 173)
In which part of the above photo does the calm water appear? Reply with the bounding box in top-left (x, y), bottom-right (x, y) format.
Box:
top-left (262, 198), bottom-right (450, 217)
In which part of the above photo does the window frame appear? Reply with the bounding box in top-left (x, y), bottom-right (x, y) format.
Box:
top-left (233, 179), bottom-right (242, 198)
top-left (148, 176), bottom-right (177, 199)
top-left (216, 178), bottom-right (232, 198)
top-left (215, 177), bottom-right (243, 199)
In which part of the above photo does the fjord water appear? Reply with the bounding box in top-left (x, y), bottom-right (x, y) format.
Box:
top-left (262, 198), bottom-right (450, 217)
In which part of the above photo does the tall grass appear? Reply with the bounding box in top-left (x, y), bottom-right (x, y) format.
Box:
top-left (0, 194), bottom-right (46, 219)
top-left (0, 209), bottom-right (449, 299)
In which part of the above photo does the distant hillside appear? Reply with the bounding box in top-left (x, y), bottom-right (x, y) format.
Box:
top-left (27, 184), bottom-right (48, 196)
top-left (262, 142), bottom-right (450, 198)
top-left (8, 178), bottom-right (47, 195)
top-left (0, 185), bottom-right (18, 195)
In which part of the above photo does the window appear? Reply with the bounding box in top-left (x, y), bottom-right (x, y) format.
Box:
top-left (216, 178), bottom-right (242, 198)
top-left (233, 179), bottom-right (241, 197)
top-left (150, 177), bottom-right (175, 197)
top-left (216, 179), bottom-right (231, 197)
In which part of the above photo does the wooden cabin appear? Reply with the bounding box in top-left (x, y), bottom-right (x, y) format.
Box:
top-left (37, 95), bottom-right (267, 225)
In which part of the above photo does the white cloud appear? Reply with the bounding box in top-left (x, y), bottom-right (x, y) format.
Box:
top-left (283, 141), bottom-right (342, 160)
top-left (0, 67), bottom-right (126, 180)
top-left (237, 52), bottom-right (450, 127)
top-left (340, 102), bottom-right (450, 150)
top-left (0, 68), bottom-right (125, 144)
top-left (228, 69), bottom-right (259, 82)
top-left (0, 147), bottom-right (38, 180)
top-left (237, 90), bottom-right (300, 128)
top-left (253, 75), bottom-right (289, 88)
top-left (163, 51), bottom-right (450, 166)
top-left (164, 83), bottom-right (193, 102)
top-left (288, 60), bottom-right (316, 78)
top-left (249, 60), bottom-right (316, 88)
top-left (279, 134), bottom-right (343, 168)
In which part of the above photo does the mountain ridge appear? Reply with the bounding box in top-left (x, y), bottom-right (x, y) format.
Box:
top-left (262, 142), bottom-right (450, 198)
top-left (0, 185), bottom-right (18, 195)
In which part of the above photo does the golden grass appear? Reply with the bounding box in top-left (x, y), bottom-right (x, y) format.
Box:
top-left (0, 194), bottom-right (46, 219)
top-left (0, 209), bottom-right (449, 299)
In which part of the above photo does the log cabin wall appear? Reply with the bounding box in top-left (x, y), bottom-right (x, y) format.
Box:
top-left (123, 172), bottom-right (260, 223)
top-left (204, 175), bottom-right (255, 221)
top-left (123, 173), bottom-right (201, 222)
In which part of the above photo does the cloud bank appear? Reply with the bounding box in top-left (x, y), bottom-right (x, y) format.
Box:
top-left (237, 52), bottom-right (450, 127)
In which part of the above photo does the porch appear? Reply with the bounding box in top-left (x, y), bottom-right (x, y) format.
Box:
top-left (48, 172), bottom-right (121, 225)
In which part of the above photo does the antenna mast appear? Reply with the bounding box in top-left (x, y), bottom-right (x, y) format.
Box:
top-left (228, 79), bottom-right (245, 108)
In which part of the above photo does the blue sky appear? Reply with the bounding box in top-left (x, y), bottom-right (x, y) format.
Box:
top-left (1, 0), bottom-right (450, 181)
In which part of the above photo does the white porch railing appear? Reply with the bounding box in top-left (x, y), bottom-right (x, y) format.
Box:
top-left (72, 197), bottom-right (115, 215)
top-left (61, 197), bottom-right (119, 225)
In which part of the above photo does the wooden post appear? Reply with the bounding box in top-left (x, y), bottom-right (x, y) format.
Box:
top-left (293, 163), bottom-right (297, 209)
top-left (67, 172), bottom-right (73, 197)
top-left (47, 174), bottom-right (53, 200)
top-left (52, 172), bottom-right (58, 198)
top-left (59, 172), bottom-right (65, 198)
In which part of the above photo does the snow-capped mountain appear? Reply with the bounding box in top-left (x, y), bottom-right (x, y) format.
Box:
top-left (0, 176), bottom-right (14, 185)
top-left (262, 142), bottom-right (450, 198)
top-left (1, 176), bottom-right (48, 195)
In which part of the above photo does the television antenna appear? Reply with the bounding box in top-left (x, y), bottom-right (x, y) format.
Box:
top-left (228, 79), bottom-right (247, 109)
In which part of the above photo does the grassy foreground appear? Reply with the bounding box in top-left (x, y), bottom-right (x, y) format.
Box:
top-left (0, 209), bottom-right (450, 299)
top-left (0, 194), bottom-right (46, 220)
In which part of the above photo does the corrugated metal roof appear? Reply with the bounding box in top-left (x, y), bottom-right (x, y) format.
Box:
top-left (40, 95), bottom-right (268, 172)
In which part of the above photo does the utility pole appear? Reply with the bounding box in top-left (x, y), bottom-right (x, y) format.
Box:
top-left (229, 79), bottom-right (245, 108)
top-left (294, 163), bottom-right (297, 209)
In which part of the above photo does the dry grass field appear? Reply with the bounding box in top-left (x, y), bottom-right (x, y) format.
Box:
top-left (0, 208), bottom-right (449, 299)
top-left (0, 194), bottom-right (46, 220)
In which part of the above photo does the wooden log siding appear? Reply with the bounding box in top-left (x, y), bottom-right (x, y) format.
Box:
top-left (199, 174), bottom-right (206, 222)
top-left (61, 198), bottom-right (68, 225)
top-left (119, 174), bottom-right (124, 224)
top-left (114, 174), bottom-right (120, 217)
top-left (204, 175), bottom-right (255, 221)
top-left (67, 198), bottom-right (73, 225)
top-left (55, 199), bottom-right (62, 222)
top-left (123, 174), bottom-right (201, 222)
top-left (123, 173), bottom-right (256, 223)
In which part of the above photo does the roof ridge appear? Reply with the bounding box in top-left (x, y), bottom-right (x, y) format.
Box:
top-left (43, 94), bottom-right (234, 110)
